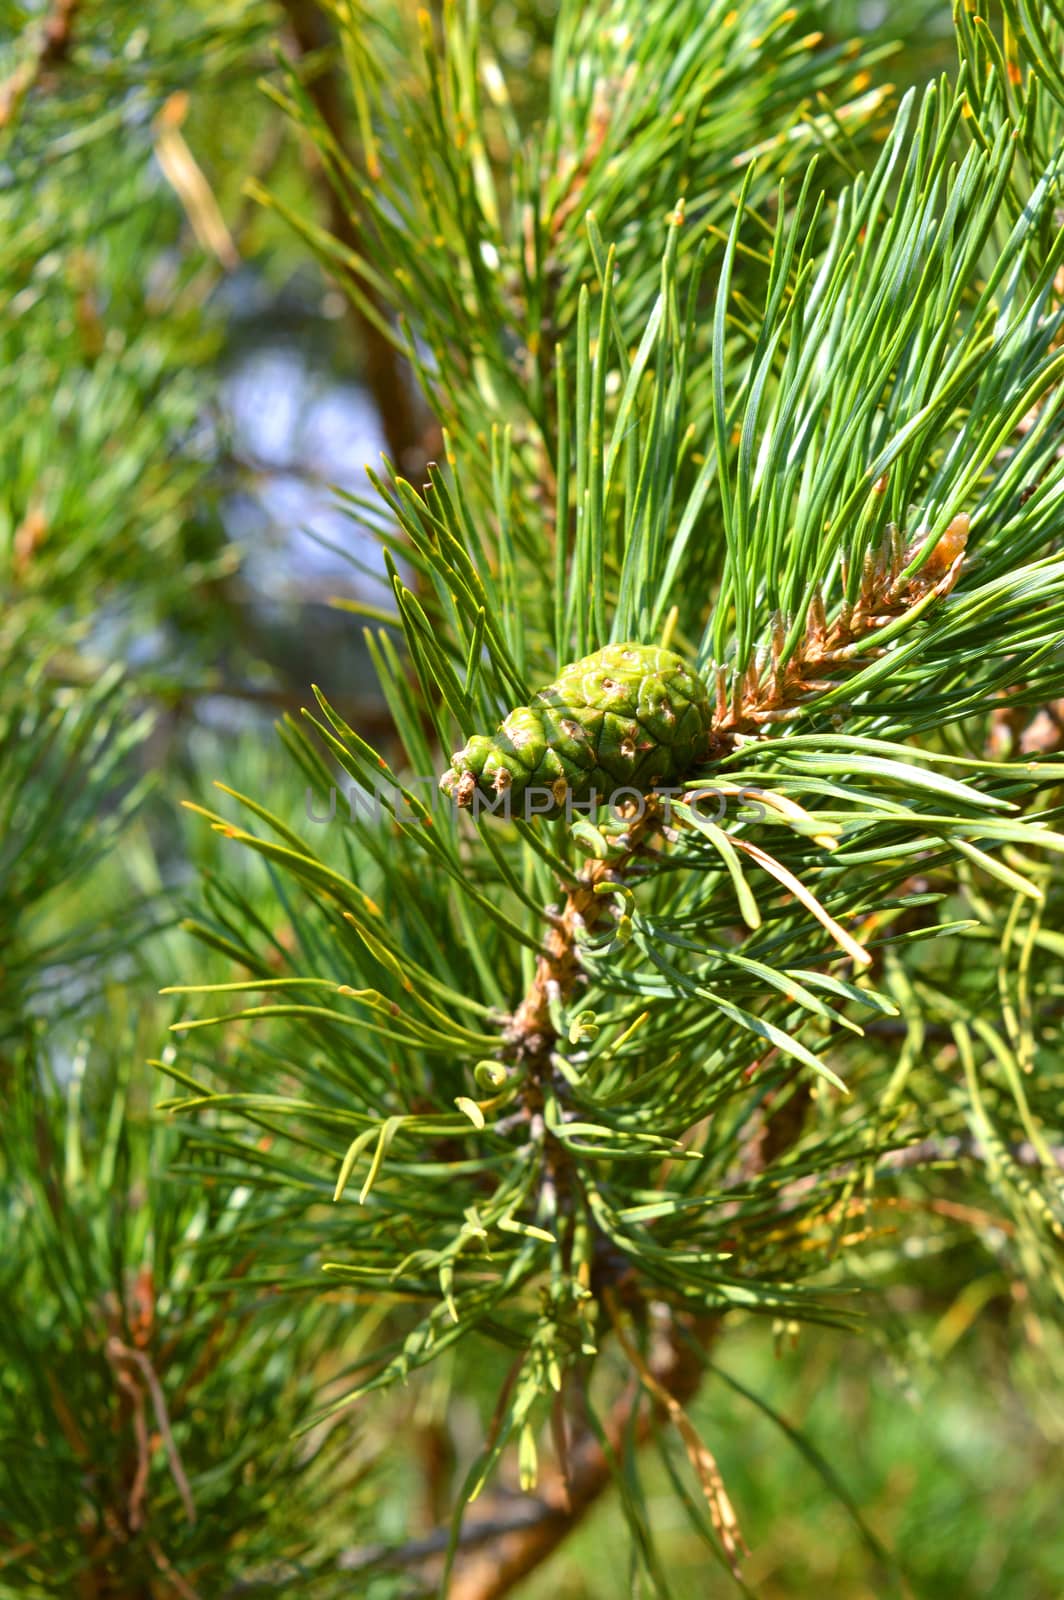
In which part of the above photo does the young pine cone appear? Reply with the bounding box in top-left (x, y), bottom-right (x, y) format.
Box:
top-left (439, 643), bottom-right (714, 818)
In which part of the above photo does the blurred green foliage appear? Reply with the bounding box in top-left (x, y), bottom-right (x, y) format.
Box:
top-left (523, 1318), bottom-right (1064, 1600)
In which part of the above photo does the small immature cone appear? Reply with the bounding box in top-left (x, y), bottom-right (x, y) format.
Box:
top-left (440, 643), bottom-right (714, 818)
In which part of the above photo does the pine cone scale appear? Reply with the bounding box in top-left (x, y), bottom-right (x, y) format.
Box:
top-left (440, 643), bottom-right (714, 817)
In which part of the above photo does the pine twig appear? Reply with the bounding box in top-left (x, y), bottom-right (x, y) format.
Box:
top-left (147, 1539), bottom-right (204, 1600)
top-left (506, 804), bottom-right (661, 1063)
top-left (105, 1336), bottom-right (197, 1528)
top-left (717, 512), bottom-right (970, 740)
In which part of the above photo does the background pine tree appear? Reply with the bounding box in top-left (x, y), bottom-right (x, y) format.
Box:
top-left (2, 2), bottom-right (1064, 1597)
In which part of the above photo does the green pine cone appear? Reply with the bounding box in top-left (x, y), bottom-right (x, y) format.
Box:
top-left (439, 643), bottom-right (714, 818)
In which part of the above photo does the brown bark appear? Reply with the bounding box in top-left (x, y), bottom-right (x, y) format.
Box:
top-left (448, 1313), bottom-right (714, 1600)
top-left (506, 805), bottom-right (661, 1060)
top-left (278, 1), bottom-right (431, 475)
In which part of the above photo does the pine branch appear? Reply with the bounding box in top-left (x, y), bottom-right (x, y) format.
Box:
top-left (504, 539), bottom-right (970, 1073)
top-left (465, 557), bottom-right (970, 1592)
top-left (325, 1043), bottom-right (972, 1595)
top-left (341, 1307), bottom-right (719, 1600)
